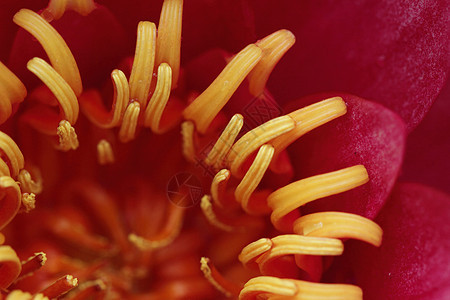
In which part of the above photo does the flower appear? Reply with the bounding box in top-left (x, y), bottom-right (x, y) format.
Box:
top-left (0, 0), bottom-right (448, 299)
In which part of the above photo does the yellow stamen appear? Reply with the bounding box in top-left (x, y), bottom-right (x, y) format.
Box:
top-left (44, 0), bottom-right (96, 20)
top-left (248, 29), bottom-right (296, 96)
top-left (180, 121), bottom-right (196, 163)
top-left (0, 246), bottom-right (21, 289)
top-left (21, 193), bottom-right (36, 213)
top-left (211, 169), bottom-right (230, 208)
top-left (204, 114), bottom-right (243, 169)
top-left (0, 177), bottom-right (21, 231)
top-left (118, 102), bottom-right (140, 143)
top-left (227, 115), bottom-right (295, 178)
top-left (57, 120), bottom-right (79, 151)
top-left (235, 144), bottom-right (273, 214)
top-left (27, 57), bottom-right (79, 124)
top-left (0, 62), bottom-right (26, 123)
top-left (293, 212), bottom-right (383, 247)
top-left (268, 165), bottom-right (369, 231)
top-left (96, 140), bottom-right (115, 165)
top-left (143, 63), bottom-right (172, 133)
top-left (156, 0), bottom-right (183, 87)
top-left (238, 238), bottom-right (272, 270)
top-left (183, 44), bottom-right (262, 134)
top-left (18, 169), bottom-right (43, 194)
top-left (200, 195), bottom-right (234, 232)
top-left (6, 290), bottom-right (49, 300)
top-left (200, 257), bottom-right (241, 297)
top-left (239, 276), bottom-right (298, 300)
top-left (0, 160), bottom-right (10, 177)
top-left (129, 21), bottom-right (156, 108)
top-left (270, 97), bottom-right (347, 170)
top-left (0, 132), bottom-right (25, 178)
top-left (14, 9), bottom-right (82, 96)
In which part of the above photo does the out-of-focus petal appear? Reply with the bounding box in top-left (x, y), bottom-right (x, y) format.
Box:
top-left (350, 183), bottom-right (450, 300)
top-left (250, 0), bottom-right (448, 131)
top-left (287, 93), bottom-right (406, 219)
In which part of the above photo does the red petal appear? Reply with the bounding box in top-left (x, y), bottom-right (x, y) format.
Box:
top-left (287, 93), bottom-right (406, 219)
top-left (350, 183), bottom-right (450, 299)
top-left (250, 0), bottom-right (448, 131)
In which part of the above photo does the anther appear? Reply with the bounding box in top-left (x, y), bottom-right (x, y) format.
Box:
top-left (156, 0), bottom-right (183, 87)
top-left (97, 140), bottom-right (115, 165)
top-left (200, 195), bottom-right (234, 232)
top-left (118, 102), bottom-right (140, 143)
top-left (44, 0), bottom-right (96, 20)
top-left (205, 114), bottom-right (243, 169)
top-left (57, 120), bottom-right (79, 151)
top-left (227, 115), bottom-right (295, 178)
top-left (40, 275), bottom-right (78, 299)
top-left (17, 252), bottom-right (47, 281)
top-left (235, 144), bottom-right (273, 214)
top-left (129, 21), bottom-right (156, 108)
top-left (268, 165), bottom-right (369, 231)
top-left (293, 212), bottom-right (383, 247)
top-left (14, 9), bottom-right (82, 96)
top-left (248, 29), bottom-right (296, 96)
top-left (21, 193), bottom-right (36, 213)
top-left (143, 63), bottom-right (173, 133)
top-left (27, 57), bottom-right (79, 124)
top-left (0, 62), bottom-right (26, 124)
top-left (0, 132), bottom-right (25, 178)
top-left (181, 121), bottom-right (196, 163)
top-left (200, 257), bottom-right (241, 297)
top-left (211, 169), bottom-right (231, 208)
top-left (0, 245), bottom-right (21, 289)
top-left (183, 44), bottom-right (262, 134)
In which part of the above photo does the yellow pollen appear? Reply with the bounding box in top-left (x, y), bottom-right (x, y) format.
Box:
top-left (248, 29), bottom-right (296, 96)
top-left (0, 245), bottom-right (21, 289)
top-left (21, 193), bottom-right (36, 213)
top-left (27, 57), bottom-right (79, 125)
top-left (14, 9), bottom-right (83, 96)
top-left (204, 114), bottom-right (244, 169)
top-left (156, 0), bottom-right (183, 88)
top-left (238, 238), bottom-right (272, 270)
top-left (239, 276), bottom-right (298, 299)
top-left (293, 212), bottom-right (383, 247)
top-left (6, 290), bottom-right (49, 300)
top-left (180, 121), bottom-right (196, 163)
top-left (210, 169), bottom-right (230, 208)
top-left (57, 120), bottom-right (79, 151)
top-left (44, 0), bottom-right (96, 20)
top-left (268, 165), bottom-right (369, 231)
top-left (118, 102), bottom-right (140, 143)
top-left (96, 140), bottom-right (115, 165)
top-left (235, 144), bottom-right (274, 214)
top-left (227, 115), bottom-right (295, 178)
top-left (18, 169), bottom-right (43, 194)
top-left (200, 195), bottom-right (234, 232)
top-left (270, 97), bottom-right (347, 170)
top-left (183, 44), bottom-right (263, 134)
top-left (0, 62), bottom-right (27, 124)
top-left (129, 21), bottom-right (156, 108)
top-left (143, 63), bottom-right (173, 133)
top-left (80, 69), bottom-right (129, 128)
top-left (0, 132), bottom-right (25, 178)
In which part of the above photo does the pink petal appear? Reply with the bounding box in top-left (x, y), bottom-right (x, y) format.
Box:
top-left (350, 183), bottom-right (450, 299)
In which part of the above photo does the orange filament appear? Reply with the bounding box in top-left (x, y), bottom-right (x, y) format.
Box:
top-left (156, 0), bottom-right (183, 87)
top-left (293, 212), bottom-right (383, 247)
top-left (200, 195), bottom-right (234, 232)
top-left (0, 62), bottom-right (27, 124)
top-left (200, 257), bottom-right (241, 297)
top-left (211, 169), bottom-right (231, 208)
top-left (240, 276), bottom-right (363, 300)
top-left (143, 63), bottom-right (173, 133)
top-left (205, 114), bottom-right (244, 169)
top-left (181, 121), bottom-right (196, 163)
top-left (268, 165), bottom-right (369, 231)
top-left (235, 144), bottom-right (273, 214)
top-left (21, 193), bottom-right (36, 213)
top-left (0, 132), bottom-right (25, 178)
top-left (0, 246), bottom-right (21, 289)
top-left (40, 275), bottom-right (78, 299)
top-left (27, 57), bottom-right (79, 125)
top-left (97, 139), bottom-right (115, 165)
top-left (248, 29), bottom-right (296, 96)
top-left (18, 169), bottom-right (43, 194)
top-left (57, 120), bottom-right (79, 151)
top-left (17, 252), bottom-right (47, 281)
top-left (129, 21), bottom-right (156, 108)
top-left (44, 0), bottom-right (96, 20)
top-left (70, 280), bottom-right (106, 300)
top-left (80, 69), bottom-right (129, 128)
top-left (183, 44), bottom-right (262, 134)
top-left (227, 115), bottom-right (295, 177)
top-left (118, 102), bottom-right (140, 143)
top-left (14, 9), bottom-right (82, 96)
top-left (0, 177), bottom-right (22, 230)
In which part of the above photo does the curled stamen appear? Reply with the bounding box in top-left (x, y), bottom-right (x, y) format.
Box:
top-left (17, 252), bottom-right (47, 281)
top-left (200, 257), bottom-right (241, 297)
top-left (293, 212), bottom-right (383, 247)
top-left (0, 246), bottom-right (21, 289)
top-left (235, 144), bottom-right (273, 214)
top-left (0, 160), bottom-right (10, 177)
top-left (268, 165), bottom-right (369, 231)
top-left (183, 44), bottom-right (262, 133)
top-left (0, 176), bottom-right (22, 230)
top-left (57, 120), bottom-right (79, 151)
top-left (143, 63), bottom-right (172, 133)
top-left (200, 195), bottom-right (234, 232)
top-left (129, 21), bottom-right (156, 108)
top-left (248, 29), bottom-right (296, 96)
top-left (40, 275), bottom-right (78, 299)
top-left (181, 121), bottom-right (196, 163)
top-left (118, 102), bottom-right (140, 143)
top-left (227, 115), bottom-right (295, 178)
top-left (14, 9), bottom-right (82, 96)
top-left (238, 238), bottom-right (272, 270)
top-left (239, 276), bottom-right (298, 299)
top-left (205, 114), bottom-right (244, 169)
top-left (44, 0), bottom-right (96, 20)
top-left (97, 139), bottom-right (115, 165)
top-left (27, 57), bottom-right (79, 125)
top-left (156, 0), bottom-right (183, 87)
top-left (211, 169), bottom-right (230, 208)
top-left (0, 62), bottom-right (27, 124)
top-left (0, 132), bottom-right (25, 178)
top-left (18, 169), bottom-right (43, 194)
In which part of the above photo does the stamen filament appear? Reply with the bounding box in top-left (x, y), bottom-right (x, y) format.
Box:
top-left (57, 120), bottom-right (79, 151)
top-left (238, 238), bottom-right (272, 270)
top-left (97, 140), bottom-right (115, 165)
top-left (17, 252), bottom-right (47, 281)
top-left (118, 102), bottom-right (140, 143)
top-left (45, 0), bottom-right (96, 19)
top-left (70, 280), bottom-right (106, 300)
top-left (183, 44), bottom-right (262, 134)
top-left (0, 246), bottom-right (21, 289)
top-left (18, 169), bottom-right (43, 194)
top-left (181, 121), bottom-right (196, 163)
top-left (200, 195), bottom-right (234, 232)
top-left (239, 276), bottom-right (298, 300)
top-left (200, 257), bottom-right (241, 297)
top-left (40, 275), bottom-right (78, 299)
top-left (0, 176), bottom-right (22, 230)
top-left (211, 169), bottom-right (230, 208)
top-left (14, 9), bottom-right (82, 96)
top-left (0, 62), bottom-right (26, 123)
top-left (0, 132), bottom-right (25, 178)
